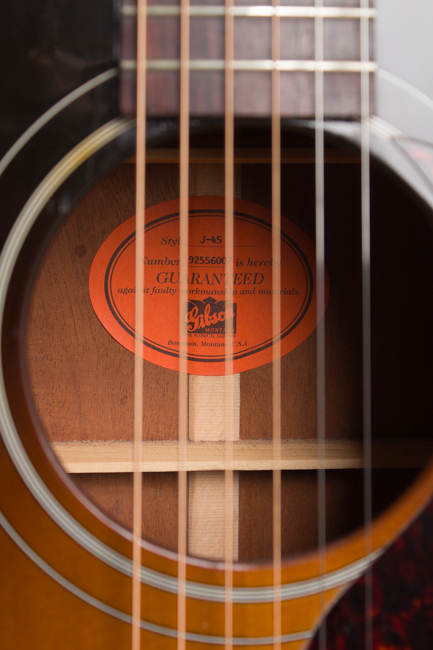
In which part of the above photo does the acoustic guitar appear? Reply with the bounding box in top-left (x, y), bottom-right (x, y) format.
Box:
top-left (1, 0), bottom-right (433, 648)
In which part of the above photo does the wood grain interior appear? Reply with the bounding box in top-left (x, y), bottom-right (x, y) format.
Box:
top-left (25, 130), bottom-right (433, 560)
top-left (238, 468), bottom-right (420, 561)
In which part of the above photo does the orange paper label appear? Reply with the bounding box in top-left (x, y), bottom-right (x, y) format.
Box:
top-left (89, 197), bottom-right (328, 375)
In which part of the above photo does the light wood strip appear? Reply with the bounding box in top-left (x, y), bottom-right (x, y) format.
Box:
top-left (52, 439), bottom-right (433, 473)
top-left (189, 376), bottom-right (240, 441)
top-left (187, 375), bottom-right (240, 561)
top-left (188, 471), bottom-right (239, 560)
top-left (187, 164), bottom-right (240, 562)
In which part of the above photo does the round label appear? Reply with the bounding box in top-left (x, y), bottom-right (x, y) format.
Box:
top-left (89, 197), bottom-right (328, 375)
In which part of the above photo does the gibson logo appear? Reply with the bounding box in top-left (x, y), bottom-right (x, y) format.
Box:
top-left (185, 297), bottom-right (237, 334)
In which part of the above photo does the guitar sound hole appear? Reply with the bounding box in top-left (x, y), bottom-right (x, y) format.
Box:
top-left (24, 128), bottom-right (433, 562)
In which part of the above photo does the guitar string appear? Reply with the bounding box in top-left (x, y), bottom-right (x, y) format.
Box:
top-left (361, 1), bottom-right (373, 649)
top-left (314, 2), bottom-right (327, 650)
top-left (132, 0), bottom-right (147, 647)
top-left (178, 0), bottom-right (190, 646)
top-left (271, 0), bottom-right (282, 647)
top-left (134, 8), bottom-right (364, 648)
top-left (0, 507), bottom-right (314, 646)
top-left (36, 10), bottom-right (368, 648)
top-left (224, 0), bottom-right (235, 646)
top-left (0, 91), bottom-right (404, 632)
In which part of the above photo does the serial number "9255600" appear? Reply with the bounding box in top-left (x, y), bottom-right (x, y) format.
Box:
top-left (189, 256), bottom-right (232, 265)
